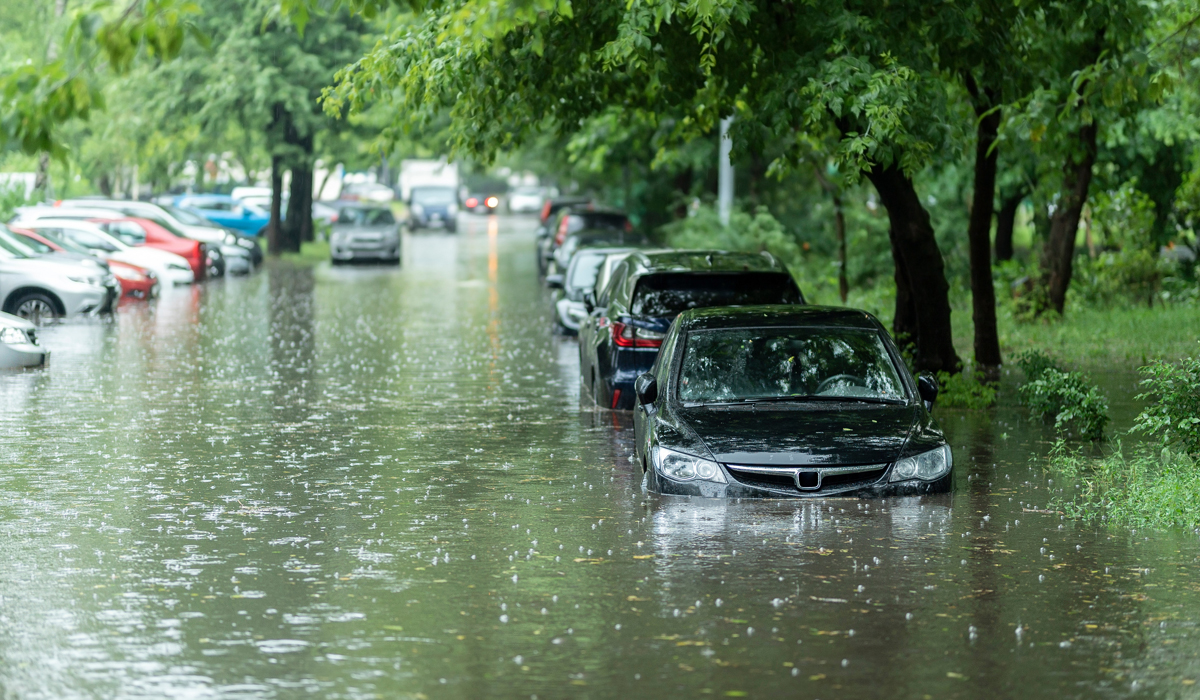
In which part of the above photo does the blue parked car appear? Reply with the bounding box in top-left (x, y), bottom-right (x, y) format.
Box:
top-left (173, 194), bottom-right (270, 236)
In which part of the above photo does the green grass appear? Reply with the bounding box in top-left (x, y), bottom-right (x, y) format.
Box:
top-left (277, 240), bottom-right (330, 265)
top-left (1045, 440), bottom-right (1200, 530)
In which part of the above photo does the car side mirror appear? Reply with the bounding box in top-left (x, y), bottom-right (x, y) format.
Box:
top-left (917, 374), bottom-right (939, 411)
top-left (583, 291), bottom-right (596, 313)
top-left (546, 274), bottom-right (564, 290)
top-left (635, 373), bottom-right (658, 405)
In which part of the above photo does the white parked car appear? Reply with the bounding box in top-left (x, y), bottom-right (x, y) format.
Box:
top-left (0, 311), bottom-right (48, 368)
top-left (507, 186), bottom-right (552, 213)
top-left (19, 220), bottom-right (195, 286)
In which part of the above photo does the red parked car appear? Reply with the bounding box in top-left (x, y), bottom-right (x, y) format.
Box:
top-left (93, 217), bottom-right (207, 280)
top-left (9, 228), bottom-right (159, 300)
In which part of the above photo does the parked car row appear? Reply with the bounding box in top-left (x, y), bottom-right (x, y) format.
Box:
top-left (538, 198), bottom-right (954, 501)
top-left (0, 195), bottom-right (273, 369)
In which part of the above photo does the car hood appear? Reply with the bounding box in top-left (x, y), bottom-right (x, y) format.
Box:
top-left (0, 310), bottom-right (35, 330)
top-left (677, 403), bottom-right (922, 467)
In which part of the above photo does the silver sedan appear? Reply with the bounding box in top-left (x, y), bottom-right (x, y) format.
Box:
top-left (0, 312), bottom-right (48, 368)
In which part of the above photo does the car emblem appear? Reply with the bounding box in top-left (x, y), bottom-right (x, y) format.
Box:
top-left (794, 470), bottom-right (821, 490)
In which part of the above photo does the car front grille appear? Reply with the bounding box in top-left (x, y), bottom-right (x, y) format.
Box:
top-left (724, 463), bottom-right (889, 495)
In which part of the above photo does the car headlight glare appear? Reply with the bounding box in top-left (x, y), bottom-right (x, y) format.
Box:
top-left (0, 327), bottom-right (29, 345)
top-left (889, 445), bottom-right (952, 482)
top-left (411, 204), bottom-right (425, 216)
top-left (67, 275), bottom-right (102, 286)
top-left (652, 446), bottom-right (726, 484)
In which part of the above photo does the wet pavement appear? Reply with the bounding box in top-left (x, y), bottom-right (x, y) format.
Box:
top-left (2, 215), bottom-right (1199, 699)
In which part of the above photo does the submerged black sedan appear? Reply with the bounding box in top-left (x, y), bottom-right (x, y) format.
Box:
top-left (632, 306), bottom-right (951, 498)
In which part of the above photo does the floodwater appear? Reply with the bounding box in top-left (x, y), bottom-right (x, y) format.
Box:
top-left (1, 215), bottom-right (1198, 700)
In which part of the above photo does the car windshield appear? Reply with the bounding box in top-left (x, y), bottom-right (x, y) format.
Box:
top-left (567, 252), bottom-right (606, 291)
top-left (677, 327), bottom-right (908, 404)
top-left (339, 207), bottom-right (396, 226)
top-left (163, 205), bottom-right (209, 226)
top-left (631, 273), bottom-right (801, 317)
top-left (411, 188), bottom-right (456, 206)
top-left (0, 229), bottom-right (35, 258)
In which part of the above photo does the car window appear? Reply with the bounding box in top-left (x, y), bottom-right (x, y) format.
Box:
top-left (0, 229), bottom-right (34, 258)
top-left (109, 222), bottom-right (147, 245)
top-left (411, 188), bottom-right (456, 205)
top-left (566, 253), bottom-right (605, 292)
top-left (579, 213), bottom-right (629, 231)
top-left (677, 327), bottom-right (907, 404)
top-left (12, 234), bottom-right (53, 254)
top-left (62, 228), bottom-right (120, 252)
top-left (631, 273), bottom-right (801, 318)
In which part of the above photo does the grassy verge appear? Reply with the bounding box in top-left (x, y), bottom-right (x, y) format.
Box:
top-left (1045, 441), bottom-right (1200, 529)
top-left (277, 240), bottom-right (330, 265)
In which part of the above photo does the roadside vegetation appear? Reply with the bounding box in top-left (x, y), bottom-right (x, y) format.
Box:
top-left (1044, 347), bottom-right (1200, 529)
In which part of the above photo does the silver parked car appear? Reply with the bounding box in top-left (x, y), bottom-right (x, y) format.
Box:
top-left (330, 205), bottom-right (401, 264)
top-left (0, 311), bottom-right (48, 368)
top-left (547, 247), bottom-right (639, 334)
top-left (0, 228), bottom-right (119, 322)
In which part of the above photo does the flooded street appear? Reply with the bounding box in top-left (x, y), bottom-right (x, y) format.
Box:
top-left (3, 215), bottom-right (1200, 699)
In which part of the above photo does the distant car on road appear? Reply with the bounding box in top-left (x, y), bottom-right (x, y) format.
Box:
top-left (579, 250), bottom-right (804, 410)
top-left (0, 311), bottom-right (48, 368)
top-left (173, 194), bottom-right (270, 237)
top-left (633, 305), bottom-right (951, 498)
top-left (330, 205), bottom-right (401, 265)
top-left (463, 194), bottom-right (500, 214)
top-left (408, 186), bottom-right (459, 233)
top-left (507, 186), bottom-right (552, 213)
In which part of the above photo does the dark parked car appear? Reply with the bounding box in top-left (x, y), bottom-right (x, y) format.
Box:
top-left (540, 207), bottom-right (631, 274)
top-left (579, 250), bottom-right (804, 410)
top-left (330, 205), bottom-right (401, 265)
top-left (535, 196), bottom-right (592, 273)
top-left (408, 186), bottom-right (458, 232)
top-left (549, 228), bottom-right (648, 276)
top-left (632, 305), bottom-right (951, 498)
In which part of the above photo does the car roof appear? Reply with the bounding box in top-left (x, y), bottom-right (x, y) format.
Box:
top-left (626, 250), bottom-right (785, 274)
top-left (677, 305), bottom-right (884, 332)
top-left (20, 218), bottom-right (108, 232)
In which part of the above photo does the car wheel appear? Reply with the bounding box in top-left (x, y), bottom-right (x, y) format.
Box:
top-left (10, 291), bottom-right (60, 324)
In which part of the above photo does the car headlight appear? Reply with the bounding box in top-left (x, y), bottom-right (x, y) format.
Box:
top-left (411, 203), bottom-right (425, 216)
top-left (0, 326), bottom-right (29, 345)
top-left (67, 275), bottom-right (102, 287)
top-left (225, 233), bottom-right (239, 244)
top-left (652, 446), bottom-right (726, 484)
top-left (889, 445), bottom-right (952, 482)
top-left (447, 203), bottom-right (458, 215)
top-left (168, 263), bottom-right (190, 271)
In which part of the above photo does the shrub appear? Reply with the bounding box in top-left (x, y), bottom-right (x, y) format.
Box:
top-left (1015, 351), bottom-right (1109, 440)
top-left (662, 204), bottom-right (803, 269)
top-left (934, 370), bottom-right (997, 409)
top-left (1132, 346), bottom-right (1200, 456)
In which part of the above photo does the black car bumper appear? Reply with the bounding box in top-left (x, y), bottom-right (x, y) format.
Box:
top-left (646, 468), bottom-right (952, 499)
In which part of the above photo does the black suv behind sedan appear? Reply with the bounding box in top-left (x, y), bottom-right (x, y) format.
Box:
top-left (632, 305), bottom-right (951, 498)
top-left (579, 250), bottom-right (804, 410)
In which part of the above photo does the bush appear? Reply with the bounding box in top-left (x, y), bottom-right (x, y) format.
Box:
top-left (1015, 351), bottom-right (1109, 440)
top-left (1046, 440), bottom-right (1200, 529)
top-left (1133, 346), bottom-right (1200, 456)
top-left (662, 204), bottom-right (803, 269)
top-left (934, 370), bottom-right (997, 409)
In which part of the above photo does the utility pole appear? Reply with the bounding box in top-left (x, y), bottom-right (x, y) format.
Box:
top-left (718, 116), bottom-right (734, 226)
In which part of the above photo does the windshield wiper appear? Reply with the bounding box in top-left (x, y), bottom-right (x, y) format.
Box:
top-left (689, 395), bottom-right (904, 407)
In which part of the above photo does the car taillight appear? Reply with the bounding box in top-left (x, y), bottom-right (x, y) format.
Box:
top-left (554, 218), bottom-right (569, 245)
top-left (611, 321), bottom-right (664, 348)
top-left (540, 201), bottom-right (551, 222)
top-left (330, 214), bottom-right (338, 223)
top-left (466, 197), bottom-right (479, 208)
top-left (624, 220), bottom-right (633, 232)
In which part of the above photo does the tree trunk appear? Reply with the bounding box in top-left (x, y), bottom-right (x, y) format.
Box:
top-left (1040, 122), bottom-right (1098, 315)
top-left (813, 166), bottom-right (849, 303)
top-left (888, 225), bottom-right (918, 349)
top-left (865, 164), bottom-right (962, 374)
top-left (994, 191), bottom-right (1022, 262)
top-left (967, 102), bottom-right (1002, 369)
top-left (284, 160), bottom-right (312, 248)
top-left (268, 154), bottom-right (285, 255)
